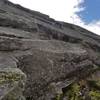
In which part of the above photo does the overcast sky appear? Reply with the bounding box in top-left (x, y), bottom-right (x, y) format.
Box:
top-left (9, 0), bottom-right (100, 35)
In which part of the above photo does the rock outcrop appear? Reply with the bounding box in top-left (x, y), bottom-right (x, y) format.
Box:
top-left (0, 0), bottom-right (100, 100)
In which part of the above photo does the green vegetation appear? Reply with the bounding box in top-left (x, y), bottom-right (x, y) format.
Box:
top-left (88, 79), bottom-right (100, 100)
top-left (65, 83), bottom-right (83, 100)
top-left (87, 80), bottom-right (100, 90)
top-left (89, 90), bottom-right (100, 100)
top-left (54, 79), bottom-right (100, 100)
top-left (55, 94), bottom-right (63, 100)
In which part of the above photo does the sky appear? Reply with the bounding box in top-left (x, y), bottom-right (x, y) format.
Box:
top-left (9, 0), bottom-right (100, 35)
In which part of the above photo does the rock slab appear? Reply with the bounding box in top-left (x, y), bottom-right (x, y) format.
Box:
top-left (0, 0), bottom-right (100, 100)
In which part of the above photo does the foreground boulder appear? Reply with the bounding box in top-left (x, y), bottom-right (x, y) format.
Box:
top-left (0, 0), bottom-right (100, 100)
top-left (0, 68), bottom-right (26, 100)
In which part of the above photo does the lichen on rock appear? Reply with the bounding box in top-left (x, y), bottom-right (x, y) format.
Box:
top-left (0, 68), bottom-right (26, 100)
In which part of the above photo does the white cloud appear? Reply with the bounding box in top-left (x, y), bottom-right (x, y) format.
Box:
top-left (9, 0), bottom-right (83, 22)
top-left (9, 0), bottom-right (100, 35)
top-left (72, 16), bottom-right (100, 35)
top-left (84, 21), bottom-right (100, 35)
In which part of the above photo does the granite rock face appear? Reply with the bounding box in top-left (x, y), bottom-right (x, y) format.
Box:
top-left (0, 0), bottom-right (100, 100)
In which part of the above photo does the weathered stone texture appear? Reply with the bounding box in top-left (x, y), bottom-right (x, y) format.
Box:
top-left (0, 0), bottom-right (100, 100)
